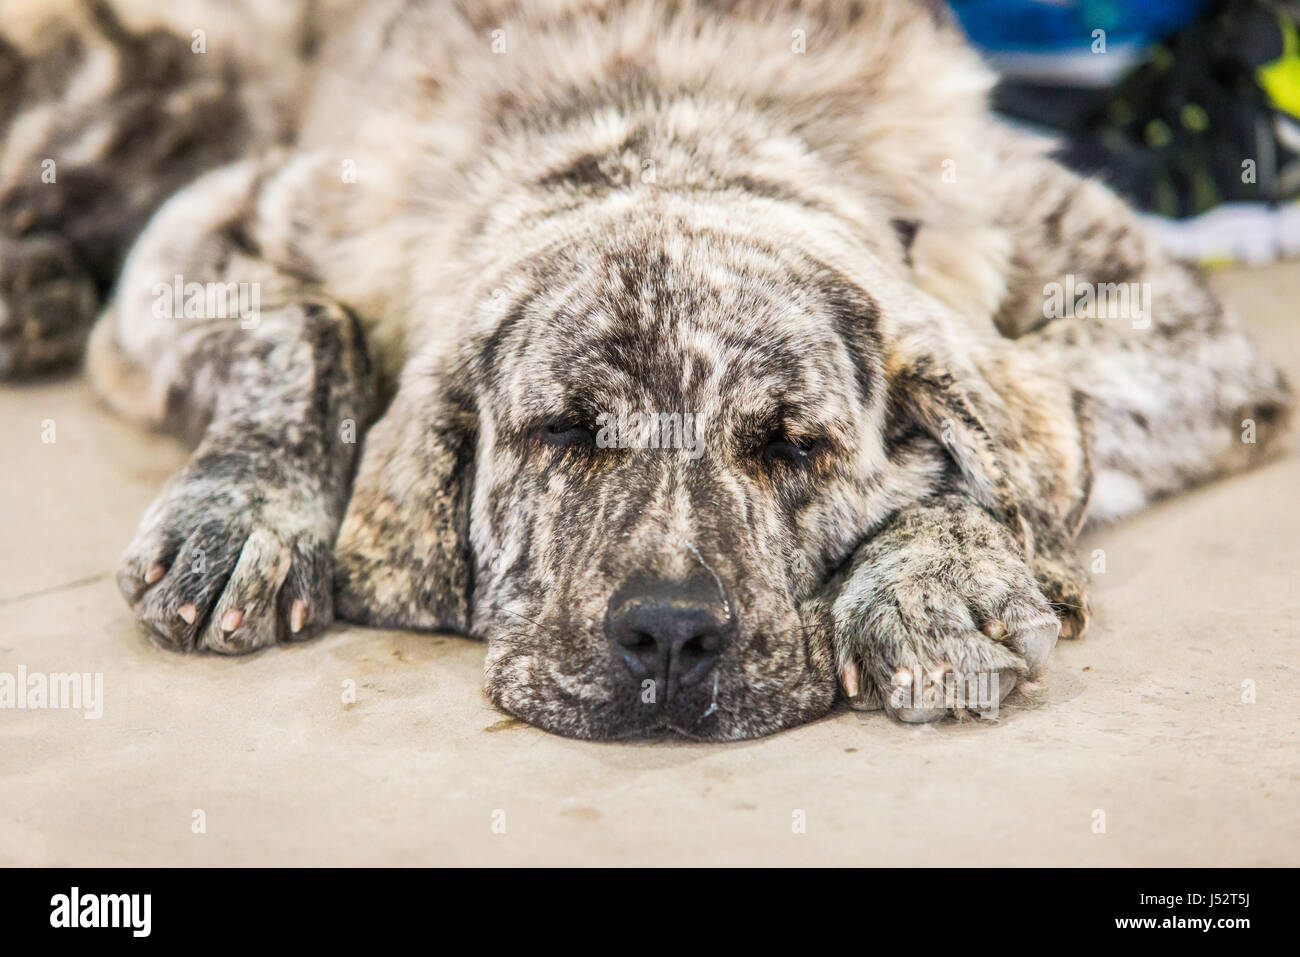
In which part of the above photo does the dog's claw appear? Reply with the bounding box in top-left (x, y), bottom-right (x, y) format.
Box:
top-left (1010, 620), bottom-right (1060, 675)
top-left (839, 660), bottom-right (861, 698)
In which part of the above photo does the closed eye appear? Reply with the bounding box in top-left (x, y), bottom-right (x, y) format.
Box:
top-left (760, 431), bottom-right (824, 467)
top-left (536, 420), bottom-right (597, 449)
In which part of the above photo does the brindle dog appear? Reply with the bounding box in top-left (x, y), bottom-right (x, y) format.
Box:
top-left (1, 0), bottom-right (1290, 739)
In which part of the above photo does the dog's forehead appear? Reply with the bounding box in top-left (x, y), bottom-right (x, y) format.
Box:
top-left (480, 231), bottom-right (868, 419)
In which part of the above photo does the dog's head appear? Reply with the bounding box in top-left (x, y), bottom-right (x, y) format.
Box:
top-left (334, 209), bottom-right (1028, 740)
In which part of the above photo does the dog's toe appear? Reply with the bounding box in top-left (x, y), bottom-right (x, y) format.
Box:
top-left (200, 528), bottom-right (290, 654)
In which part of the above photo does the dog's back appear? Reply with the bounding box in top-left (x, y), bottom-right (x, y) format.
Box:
top-left (288, 0), bottom-right (1019, 367)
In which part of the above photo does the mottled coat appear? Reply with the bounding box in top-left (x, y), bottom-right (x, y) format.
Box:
top-left (1, 0), bottom-right (1290, 738)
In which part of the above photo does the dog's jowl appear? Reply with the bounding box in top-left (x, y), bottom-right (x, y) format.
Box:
top-left (2, 1), bottom-right (1289, 739)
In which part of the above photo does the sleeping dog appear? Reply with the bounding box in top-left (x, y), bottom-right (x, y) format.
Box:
top-left (1, 0), bottom-right (1290, 738)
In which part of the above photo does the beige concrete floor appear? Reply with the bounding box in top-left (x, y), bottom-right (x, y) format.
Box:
top-left (2, 264), bottom-right (1298, 866)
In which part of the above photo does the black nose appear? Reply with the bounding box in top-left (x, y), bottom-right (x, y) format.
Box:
top-left (607, 578), bottom-right (734, 697)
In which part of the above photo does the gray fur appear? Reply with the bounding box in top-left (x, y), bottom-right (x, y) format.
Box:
top-left (1, 0), bottom-right (1290, 739)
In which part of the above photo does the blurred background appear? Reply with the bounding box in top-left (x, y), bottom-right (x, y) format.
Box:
top-left (948, 0), bottom-right (1300, 264)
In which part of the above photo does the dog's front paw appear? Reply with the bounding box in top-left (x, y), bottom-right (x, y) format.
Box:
top-left (831, 500), bottom-right (1060, 722)
top-left (0, 235), bottom-right (98, 378)
top-left (116, 450), bottom-right (338, 653)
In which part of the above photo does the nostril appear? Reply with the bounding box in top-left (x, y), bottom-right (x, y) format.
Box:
top-left (616, 630), bottom-right (658, 678)
top-left (676, 632), bottom-right (724, 688)
top-left (617, 630), bottom-right (656, 651)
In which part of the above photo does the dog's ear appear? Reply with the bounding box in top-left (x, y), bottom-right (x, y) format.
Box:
top-left (333, 364), bottom-right (476, 632)
top-left (886, 349), bottom-right (1032, 555)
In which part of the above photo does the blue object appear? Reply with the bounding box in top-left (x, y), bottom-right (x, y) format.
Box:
top-left (948, 0), bottom-right (1213, 53)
